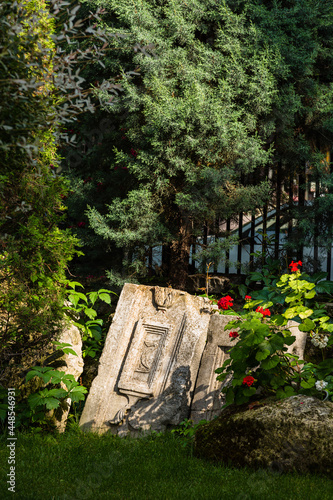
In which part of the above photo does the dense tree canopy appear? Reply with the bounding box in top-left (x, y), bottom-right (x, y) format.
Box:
top-left (68, 0), bottom-right (278, 288)
top-left (61, 0), bottom-right (333, 285)
top-left (0, 0), bottom-right (110, 377)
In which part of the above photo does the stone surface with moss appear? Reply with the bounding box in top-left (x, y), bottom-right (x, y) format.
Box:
top-left (194, 395), bottom-right (333, 477)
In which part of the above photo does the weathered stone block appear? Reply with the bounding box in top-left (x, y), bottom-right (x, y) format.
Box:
top-left (52, 322), bottom-right (84, 432)
top-left (190, 315), bottom-right (235, 424)
top-left (194, 395), bottom-right (333, 477)
top-left (80, 284), bottom-right (211, 435)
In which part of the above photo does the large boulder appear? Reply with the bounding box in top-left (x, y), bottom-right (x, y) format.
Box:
top-left (194, 395), bottom-right (333, 477)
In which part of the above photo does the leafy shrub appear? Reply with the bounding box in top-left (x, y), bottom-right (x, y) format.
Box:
top-left (216, 261), bottom-right (333, 405)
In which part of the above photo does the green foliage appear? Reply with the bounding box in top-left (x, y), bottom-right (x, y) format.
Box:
top-left (64, 0), bottom-right (278, 287)
top-left (25, 366), bottom-right (87, 428)
top-left (0, 1), bottom-right (113, 389)
top-left (60, 0), bottom-right (333, 283)
top-left (171, 418), bottom-right (209, 449)
top-left (63, 281), bottom-right (117, 359)
top-left (216, 265), bottom-right (333, 406)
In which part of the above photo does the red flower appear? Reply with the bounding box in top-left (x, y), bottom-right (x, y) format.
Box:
top-left (245, 295), bottom-right (251, 301)
top-left (130, 148), bottom-right (137, 158)
top-left (217, 295), bottom-right (234, 310)
top-left (77, 221), bottom-right (86, 228)
top-left (84, 177), bottom-right (92, 184)
top-left (229, 331), bottom-right (239, 338)
top-left (289, 260), bottom-right (302, 272)
top-left (243, 376), bottom-right (255, 387)
top-left (256, 306), bottom-right (271, 317)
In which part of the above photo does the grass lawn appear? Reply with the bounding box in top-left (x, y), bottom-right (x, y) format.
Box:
top-left (0, 428), bottom-right (332, 500)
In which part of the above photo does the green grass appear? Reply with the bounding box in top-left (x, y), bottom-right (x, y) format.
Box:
top-left (0, 428), bottom-right (332, 500)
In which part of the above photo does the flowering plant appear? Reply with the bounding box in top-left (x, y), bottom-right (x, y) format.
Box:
top-left (215, 263), bottom-right (333, 406)
top-left (217, 295), bottom-right (234, 310)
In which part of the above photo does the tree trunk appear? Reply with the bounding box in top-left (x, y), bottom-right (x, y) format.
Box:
top-left (169, 217), bottom-right (192, 290)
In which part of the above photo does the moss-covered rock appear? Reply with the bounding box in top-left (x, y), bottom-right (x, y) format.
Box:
top-left (194, 395), bottom-right (333, 477)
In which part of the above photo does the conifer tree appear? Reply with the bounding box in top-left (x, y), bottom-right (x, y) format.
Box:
top-left (229, 0), bottom-right (333, 264)
top-left (81, 0), bottom-right (276, 288)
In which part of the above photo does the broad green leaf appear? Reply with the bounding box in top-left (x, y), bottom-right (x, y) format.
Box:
top-left (299, 309), bottom-right (313, 320)
top-left (69, 386), bottom-right (88, 402)
top-left (66, 281), bottom-right (84, 289)
top-left (261, 355), bottom-right (280, 370)
top-left (88, 291), bottom-right (98, 305)
top-left (284, 386), bottom-right (296, 397)
top-left (84, 308), bottom-right (97, 319)
top-left (243, 387), bottom-right (256, 397)
top-left (47, 388), bottom-right (67, 399)
top-left (298, 318), bottom-right (315, 332)
top-left (28, 393), bottom-right (45, 409)
top-left (99, 292), bottom-right (111, 304)
top-left (283, 335), bottom-right (296, 346)
top-left (45, 397), bottom-right (61, 410)
top-left (300, 377), bottom-right (316, 389)
top-left (255, 348), bottom-right (271, 361)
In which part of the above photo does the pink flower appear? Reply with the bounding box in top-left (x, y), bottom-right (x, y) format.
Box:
top-left (218, 295), bottom-right (234, 310)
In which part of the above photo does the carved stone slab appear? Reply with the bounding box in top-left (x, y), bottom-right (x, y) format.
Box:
top-left (80, 284), bottom-right (211, 434)
top-left (190, 315), bottom-right (236, 424)
top-left (190, 315), bottom-right (308, 424)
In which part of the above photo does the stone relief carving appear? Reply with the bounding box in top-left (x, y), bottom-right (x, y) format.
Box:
top-left (79, 283), bottom-right (211, 435)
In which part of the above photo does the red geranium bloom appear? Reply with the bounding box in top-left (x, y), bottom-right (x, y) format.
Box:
top-left (289, 260), bottom-right (302, 272)
top-left (243, 376), bottom-right (255, 387)
top-left (256, 306), bottom-right (271, 317)
top-left (217, 295), bottom-right (234, 310)
top-left (245, 295), bottom-right (251, 301)
top-left (229, 331), bottom-right (239, 338)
